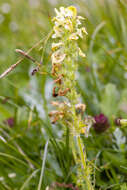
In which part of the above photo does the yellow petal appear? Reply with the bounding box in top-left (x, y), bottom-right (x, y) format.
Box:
top-left (77, 16), bottom-right (85, 20)
top-left (67, 6), bottom-right (77, 18)
top-left (82, 27), bottom-right (88, 35)
top-left (51, 50), bottom-right (66, 64)
top-left (78, 48), bottom-right (86, 58)
top-left (69, 33), bottom-right (79, 40)
top-left (77, 28), bottom-right (83, 38)
top-left (52, 42), bottom-right (63, 51)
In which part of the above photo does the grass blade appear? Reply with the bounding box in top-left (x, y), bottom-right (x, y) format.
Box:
top-left (20, 169), bottom-right (40, 190)
top-left (37, 140), bottom-right (49, 190)
top-left (0, 152), bottom-right (28, 167)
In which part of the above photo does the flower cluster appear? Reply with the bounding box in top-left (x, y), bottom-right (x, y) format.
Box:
top-left (49, 101), bottom-right (86, 124)
top-left (49, 6), bottom-right (94, 190)
top-left (51, 6), bottom-right (87, 65)
top-left (52, 6), bottom-right (87, 39)
top-left (49, 6), bottom-right (92, 136)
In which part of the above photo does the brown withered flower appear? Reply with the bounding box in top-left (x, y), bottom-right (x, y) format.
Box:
top-left (54, 74), bottom-right (64, 84)
top-left (50, 101), bottom-right (72, 123)
top-left (48, 110), bottom-right (64, 124)
top-left (51, 101), bottom-right (70, 108)
top-left (58, 88), bottom-right (70, 96)
top-left (51, 101), bottom-right (60, 107)
top-left (51, 63), bottom-right (61, 76)
top-left (52, 86), bottom-right (59, 97)
top-left (75, 103), bottom-right (86, 115)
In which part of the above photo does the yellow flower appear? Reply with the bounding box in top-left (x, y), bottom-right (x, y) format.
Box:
top-left (64, 19), bottom-right (73, 31)
top-left (76, 19), bottom-right (81, 26)
top-left (82, 27), bottom-right (88, 35)
top-left (69, 33), bottom-right (79, 40)
top-left (52, 6), bottom-right (87, 38)
top-left (51, 50), bottom-right (66, 64)
top-left (52, 26), bottom-right (63, 38)
top-left (67, 6), bottom-right (77, 18)
top-left (77, 28), bottom-right (83, 38)
top-left (81, 127), bottom-right (86, 134)
top-left (78, 48), bottom-right (86, 58)
top-left (77, 16), bottom-right (85, 20)
top-left (52, 42), bottom-right (63, 51)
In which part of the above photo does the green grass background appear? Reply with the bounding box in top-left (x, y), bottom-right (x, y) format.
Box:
top-left (0, 0), bottom-right (127, 189)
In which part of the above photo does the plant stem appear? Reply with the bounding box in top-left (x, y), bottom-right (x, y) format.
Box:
top-left (77, 136), bottom-right (94, 190)
top-left (50, 6), bottom-right (94, 189)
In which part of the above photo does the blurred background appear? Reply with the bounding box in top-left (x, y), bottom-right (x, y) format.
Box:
top-left (0, 0), bottom-right (127, 189)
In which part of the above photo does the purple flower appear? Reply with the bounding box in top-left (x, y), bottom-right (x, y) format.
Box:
top-left (93, 113), bottom-right (110, 133)
top-left (4, 117), bottom-right (14, 128)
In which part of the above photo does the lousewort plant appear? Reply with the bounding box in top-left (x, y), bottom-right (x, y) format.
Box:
top-left (0, 5), bottom-right (94, 190)
top-left (48, 6), bottom-right (94, 190)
